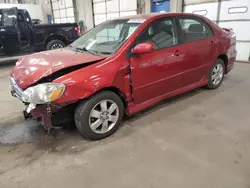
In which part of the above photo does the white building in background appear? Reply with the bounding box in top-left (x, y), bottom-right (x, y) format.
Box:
top-left (92, 0), bottom-right (137, 26)
top-left (51, 0), bottom-right (75, 23)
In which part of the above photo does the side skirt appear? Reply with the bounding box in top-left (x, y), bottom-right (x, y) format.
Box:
top-left (127, 79), bottom-right (208, 115)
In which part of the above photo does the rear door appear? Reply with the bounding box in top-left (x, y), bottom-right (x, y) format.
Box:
top-left (176, 16), bottom-right (217, 86)
top-left (0, 8), bottom-right (20, 55)
top-left (130, 17), bottom-right (185, 104)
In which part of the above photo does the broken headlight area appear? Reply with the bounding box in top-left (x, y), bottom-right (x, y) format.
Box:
top-left (22, 83), bottom-right (65, 104)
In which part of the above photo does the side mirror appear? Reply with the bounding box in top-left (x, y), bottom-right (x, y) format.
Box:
top-left (132, 42), bottom-right (154, 55)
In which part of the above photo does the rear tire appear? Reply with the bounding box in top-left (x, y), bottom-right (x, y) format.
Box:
top-left (46, 39), bottom-right (65, 50)
top-left (74, 91), bottom-right (124, 140)
top-left (206, 58), bottom-right (225, 89)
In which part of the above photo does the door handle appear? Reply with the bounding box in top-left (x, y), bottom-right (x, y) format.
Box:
top-left (174, 50), bottom-right (181, 56)
top-left (210, 41), bottom-right (216, 46)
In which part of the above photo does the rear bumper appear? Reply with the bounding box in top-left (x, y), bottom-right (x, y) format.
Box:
top-left (226, 48), bottom-right (237, 74)
top-left (226, 62), bottom-right (234, 74)
top-left (226, 55), bottom-right (236, 74)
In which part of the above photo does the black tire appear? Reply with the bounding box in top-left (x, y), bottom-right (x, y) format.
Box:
top-left (46, 39), bottom-right (65, 50)
top-left (206, 58), bottom-right (225, 89)
top-left (74, 91), bottom-right (124, 140)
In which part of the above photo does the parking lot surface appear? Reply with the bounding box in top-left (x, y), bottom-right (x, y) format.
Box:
top-left (0, 63), bottom-right (250, 188)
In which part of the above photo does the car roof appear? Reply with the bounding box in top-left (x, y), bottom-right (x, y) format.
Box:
top-left (116, 12), bottom-right (200, 20)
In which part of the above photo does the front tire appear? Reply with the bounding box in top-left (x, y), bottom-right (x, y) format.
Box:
top-left (74, 91), bottom-right (124, 140)
top-left (206, 58), bottom-right (225, 89)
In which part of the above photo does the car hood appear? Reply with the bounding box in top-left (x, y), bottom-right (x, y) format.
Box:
top-left (11, 48), bottom-right (106, 89)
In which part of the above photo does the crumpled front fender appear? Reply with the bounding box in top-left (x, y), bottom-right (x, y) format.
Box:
top-left (52, 59), bottom-right (130, 104)
top-left (54, 75), bottom-right (113, 104)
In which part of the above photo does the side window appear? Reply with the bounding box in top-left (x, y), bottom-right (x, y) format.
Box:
top-left (2, 10), bottom-right (16, 26)
top-left (178, 17), bottom-right (213, 43)
top-left (136, 18), bottom-right (178, 50)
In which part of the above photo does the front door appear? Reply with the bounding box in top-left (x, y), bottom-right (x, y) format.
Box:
top-left (0, 8), bottom-right (20, 55)
top-left (130, 17), bottom-right (184, 104)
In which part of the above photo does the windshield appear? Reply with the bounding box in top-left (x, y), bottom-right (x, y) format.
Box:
top-left (70, 19), bottom-right (141, 55)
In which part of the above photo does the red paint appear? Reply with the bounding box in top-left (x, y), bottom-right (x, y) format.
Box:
top-left (132, 42), bottom-right (155, 54)
top-left (11, 13), bottom-right (236, 122)
top-left (11, 48), bottom-right (106, 88)
top-left (222, 28), bottom-right (231, 32)
top-left (128, 79), bottom-right (208, 115)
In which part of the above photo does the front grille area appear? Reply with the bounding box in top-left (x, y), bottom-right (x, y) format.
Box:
top-left (9, 77), bottom-right (23, 100)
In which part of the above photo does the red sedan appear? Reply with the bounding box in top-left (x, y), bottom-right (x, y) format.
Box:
top-left (10, 13), bottom-right (236, 140)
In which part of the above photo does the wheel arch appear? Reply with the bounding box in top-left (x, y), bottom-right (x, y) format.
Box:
top-left (70, 86), bottom-right (128, 114)
top-left (45, 34), bottom-right (68, 47)
top-left (95, 86), bottom-right (128, 109)
top-left (217, 54), bottom-right (228, 73)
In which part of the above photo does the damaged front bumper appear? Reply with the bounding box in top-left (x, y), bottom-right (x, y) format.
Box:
top-left (10, 77), bottom-right (72, 130)
top-left (19, 101), bottom-right (65, 130)
top-left (29, 104), bottom-right (62, 130)
top-left (24, 102), bottom-right (73, 130)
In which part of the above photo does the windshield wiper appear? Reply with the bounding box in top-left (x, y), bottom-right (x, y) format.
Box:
top-left (98, 51), bottom-right (112, 55)
top-left (74, 46), bottom-right (98, 55)
top-left (79, 47), bottom-right (98, 55)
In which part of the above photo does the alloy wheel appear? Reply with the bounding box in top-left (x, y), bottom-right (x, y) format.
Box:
top-left (89, 100), bottom-right (119, 134)
top-left (51, 43), bottom-right (63, 49)
top-left (212, 64), bottom-right (224, 86)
